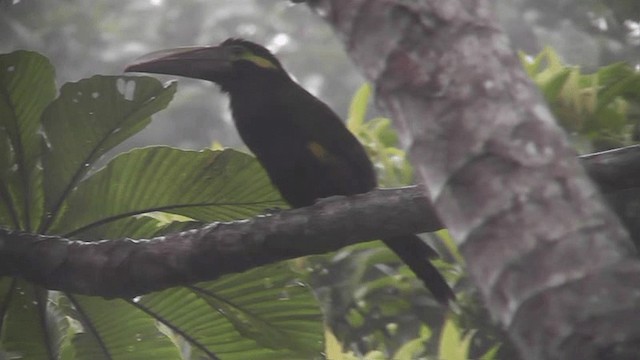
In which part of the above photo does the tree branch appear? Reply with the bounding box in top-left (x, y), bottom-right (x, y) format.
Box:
top-left (1, 142), bottom-right (640, 300)
top-left (308, 0), bottom-right (640, 359)
top-left (0, 187), bottom-right (438, 298)
top-left (581, 145), bottom-right (640, 193)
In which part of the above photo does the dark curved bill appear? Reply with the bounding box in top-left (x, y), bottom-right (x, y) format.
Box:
top-left (124, 45), bottom-right (232, 80)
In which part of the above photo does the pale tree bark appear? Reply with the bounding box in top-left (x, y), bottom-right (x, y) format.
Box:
top-left (307, 0), bottom-right (640, 359)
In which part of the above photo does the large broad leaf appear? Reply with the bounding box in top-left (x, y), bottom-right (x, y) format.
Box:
top-left (0, 126), bottom-right (16, 227)
top-left (0, 279), bottom-right (68, 360)
top-left (48, 147), bottom-right (284, 237)
top-left (40, 75), bottom-right (177, 233)
top-left (0, 50), bottom-right (320, 360)
top-left (60, 295), bottom-right (181, 360)
top-left (138, 263), bottom-right (323, 360)
top-left (0, 51), bottom-right (56, 230)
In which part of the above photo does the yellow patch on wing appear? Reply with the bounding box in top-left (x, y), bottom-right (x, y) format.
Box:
top-left (307, 142), bottom-right (331, 162)
top-left (242, 54), bottom-right (278, 69)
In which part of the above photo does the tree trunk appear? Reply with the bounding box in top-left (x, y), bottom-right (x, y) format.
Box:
top-left (309, 1), bottom-right (640, 359)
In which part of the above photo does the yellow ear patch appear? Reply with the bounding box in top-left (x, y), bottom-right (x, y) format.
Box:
top-left (307, 142), bottom-right (330, 161)
top-left (241, 53), bottom-right (278, 69)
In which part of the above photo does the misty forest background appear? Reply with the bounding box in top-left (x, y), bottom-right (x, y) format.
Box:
top-left (3, 0), bottom-right (639, 152)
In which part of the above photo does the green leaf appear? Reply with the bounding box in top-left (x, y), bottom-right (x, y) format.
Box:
top-left (0, 51), bottom-right (56, 230)
top-left (438, 318), bottom-right (475, 360)
top-left (0, 126), bottom-right (17, 227)
top-left (139, 263), bottom-right (323, 360)
top-left (437, 230), bottom-right (463, 265)
top-left (0, 51), bottom-right (55, 175)
top-left (539, 69), bottom-right (572, 103)
top-left (41, 75), bottom-right (177, 233)
top-left (596, 64), bottom-right (639, 111)
top-left (49, 147), bottom-right (284, 236)
top-left (76, 215), bottom-right (201, 241)
top-left (0, 280), bottom-right (62, 359)
top-left (346, 83), bottom-right (371, 133)
top-left (368, 117), bottom-right (397, 148)
top-left (324, 327), bottom-right (360, 360)
top-left (518, 50), bottom-right (544, 77)
top-left (392, 325), bottom-right (431, 360)
top-left (480, 344), bottom-right (501, 360)
top-left (61, 294), bottom-right (181, 360)
top-left (0, 127), bottom-right (11, 179)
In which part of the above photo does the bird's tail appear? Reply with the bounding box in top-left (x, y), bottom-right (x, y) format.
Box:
top-left (383, 234), bottom-right (455, 306)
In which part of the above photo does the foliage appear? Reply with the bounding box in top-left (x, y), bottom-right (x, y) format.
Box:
top-left (0, 50), bottom-right (322, 359)
top-left (347, 84), bottom-right (413, 187)
top-left (438, 318), bottom-right (499, 360)
top-left (521, 47), bottom-right (640, 152)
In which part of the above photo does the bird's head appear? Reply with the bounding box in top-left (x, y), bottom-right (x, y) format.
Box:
top-left (124, 38), bottom-right (287, 92)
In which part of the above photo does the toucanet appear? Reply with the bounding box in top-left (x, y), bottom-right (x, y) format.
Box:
top-left (125, 38), bottom-right (455, 305)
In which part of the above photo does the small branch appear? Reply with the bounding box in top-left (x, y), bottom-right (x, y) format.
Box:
top-left (581, 145), bottom-right (640, 193)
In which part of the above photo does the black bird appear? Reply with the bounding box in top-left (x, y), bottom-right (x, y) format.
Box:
top-left (125, 38), bottom-right (454, 305)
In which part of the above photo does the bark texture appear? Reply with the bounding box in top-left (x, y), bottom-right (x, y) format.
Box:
top-left (308, 1), bottom-right (640, 359)
top-left (0, 187), bottom-right (438, 297)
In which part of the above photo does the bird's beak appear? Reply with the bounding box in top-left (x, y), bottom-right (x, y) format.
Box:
top-left (124, 45), bottom-right (233, 80)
